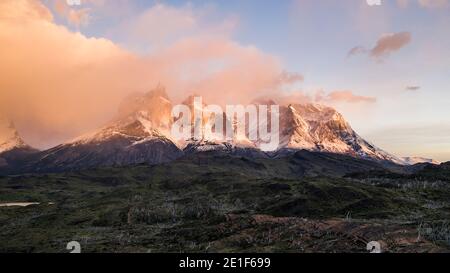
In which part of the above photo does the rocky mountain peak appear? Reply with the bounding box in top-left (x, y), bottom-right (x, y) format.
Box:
top-left (117, 86), bottom-right (173, 130)
top-left (0, 116), bottom-right (27, 153)
top-left (58, 90), bottom-right (410, 166)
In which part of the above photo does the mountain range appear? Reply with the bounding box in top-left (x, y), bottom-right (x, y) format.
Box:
top-left (0, 86), bottom-right (440, 174)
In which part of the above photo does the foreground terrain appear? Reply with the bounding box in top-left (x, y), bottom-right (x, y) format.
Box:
top-left (0, 152), bottom-right (449, 253)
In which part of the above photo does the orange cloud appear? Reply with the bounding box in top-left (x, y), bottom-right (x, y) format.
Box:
top-left (109, 2), bottom-right (239, 52)
top-left (347, 46), bottom-right (367, 58)
top-left (349, 32), bottom-right (412, 61)
top-left (0, 0), bottom-right (53, 21)
top-left (274, 90), bottom-right (376, 106)
top-left (371, 32), bottom-right (412, 59)
top-left (316, 91), bottom-right (377, 104)
top-left (113, 3), bottom-right (197, 49)
top-left (278, 71), bottom-right (304, 85)
top-left (53, 0), bottom-right (91, 27)
top-left (146, 37), bottom-right (284, 105)
top-left (0, 0), bottom-right (289, 148)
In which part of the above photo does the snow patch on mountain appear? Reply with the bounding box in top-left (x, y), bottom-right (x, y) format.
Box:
top-left (177, 96), bottom-right (261, 153)
top-left (278, 104), bottom-right (405, 164)
top-left (50, 86), bottom-right (408, 166)
top-left (67, 86), bottom-right (175, 147)
top-left (0, 117), bottom-right (27, 153)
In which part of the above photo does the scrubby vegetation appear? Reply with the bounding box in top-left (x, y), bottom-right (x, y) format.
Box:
top-left (0, 153), bottom-right (449, 253)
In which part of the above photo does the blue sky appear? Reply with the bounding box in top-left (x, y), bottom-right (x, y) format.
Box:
top-left (8, 0), bottom-right (450, 160)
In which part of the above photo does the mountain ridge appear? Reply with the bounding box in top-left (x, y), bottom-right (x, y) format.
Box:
top-left (0, 117), bottom-right (29, 153)
top-left (0, 86), bottom-right (440, 173)
top-left (0, 116), bottom-right (38, 169)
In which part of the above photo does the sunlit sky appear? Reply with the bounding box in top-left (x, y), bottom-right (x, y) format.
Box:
top-left (1, 0), bottom-right (450, 160)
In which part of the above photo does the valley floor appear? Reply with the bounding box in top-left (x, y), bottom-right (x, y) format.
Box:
top-left (0, 154), bottom-right (449, 253)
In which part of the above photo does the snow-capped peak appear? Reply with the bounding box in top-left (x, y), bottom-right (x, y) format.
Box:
top-left (68, 86), bottom-right (174, 145)
top-left (0, 117), bottom-right (27, 153)
top-left (274, 102), bottom-right (406, 164)
top-left (61, 89), bottom-right (409, 165)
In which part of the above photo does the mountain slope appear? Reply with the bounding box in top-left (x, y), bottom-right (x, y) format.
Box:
top-left (177, 149), bottom-right (388, 178)
top-left (175, 98), bottom-right (401, 165)
top-left (1, 87), bottom-right (410, 174)
top-left (0, 117), bottom-right (28, 153)
top-left (18, 87), bottom-right (183, 173)
top-left (178, 96), bottom-right (267, 158)
top-left (276, 104), bottom-right (405, 164)
top-left (0, 117), bottom-right (38, 170)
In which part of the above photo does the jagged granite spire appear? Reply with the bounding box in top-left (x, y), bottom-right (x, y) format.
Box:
top-left (0, 116), bottom-right (27, 153)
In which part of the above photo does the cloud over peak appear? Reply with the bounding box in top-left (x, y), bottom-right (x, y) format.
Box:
top-left (107, 2), bottom-right (239, 53)
top-left (0, 0), bottom-right (298, 148)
